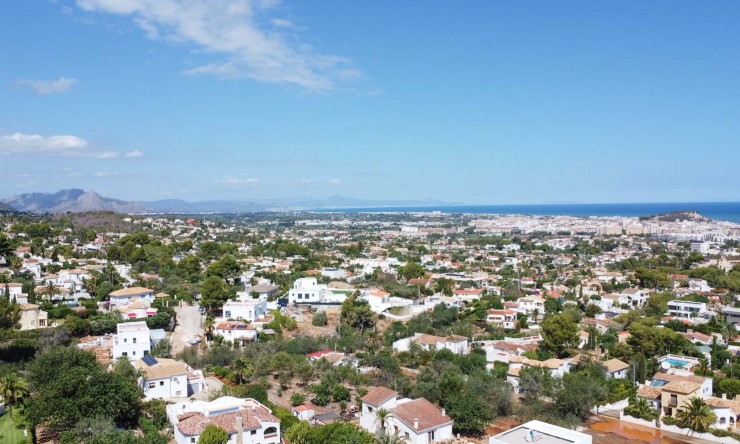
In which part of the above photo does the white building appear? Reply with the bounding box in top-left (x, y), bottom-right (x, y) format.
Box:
top-left (167, 396), bottom-right (280, 444)
top-left (287, 278), bottom-right (346, 304)
top-left (667, 300), bottom-right (707, 320)
top-left (360, 387), bottom-right (453, 444)
top-left (108, 287), bottom-right (155, 309)
top-left (392, 333), bottom-right (468, 355)
top-left (486, 309), bottom-right (518, 330)
top-left (360, 289), bottom-right (413, 314)
top-left (489, 420), bottom-right (591, 444)
top-left (516, 296), bottom-right (545, 316)
top-left (19, 304), bottom-right (50, 330)
top-left (222, 298), bottom-right (267, 323)
top-left (214, 322), bottom-right (258, 344)
top-left (112, 321), bottom-right (151, 359)
top-left (133, 357), bottom-right (206, 400)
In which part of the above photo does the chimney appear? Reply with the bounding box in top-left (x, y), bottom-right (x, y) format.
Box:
top-left (441, 408), bottom-right (446, 417)
top-left (414, 418), bottom-right (419, 430)
top-left (722, 393), bottom-right (727, 399)
top-left (236, 417), bottom-right (244, 444)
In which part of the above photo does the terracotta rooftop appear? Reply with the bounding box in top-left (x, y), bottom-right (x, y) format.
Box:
top-left (176, 405), bottom-right (278, 436)
top-left (361, 387), bottom-right (398, 406)
top-left (390, 398), bottom-right (452, 433)
top-left (636, 385), bottom-right (662, 399)
top-left (109, 287), bottom-right (154, 297)
top-left (662, 380), bottom-right (702, 395)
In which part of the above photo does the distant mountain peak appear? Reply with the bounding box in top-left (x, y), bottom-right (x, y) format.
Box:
top-left (2, 189), bottom-right (145, 214)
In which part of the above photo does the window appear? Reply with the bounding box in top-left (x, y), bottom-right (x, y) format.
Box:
top-left (160, 381), bottom-right (165, 386)
top-left (190, 438), bottom-right (196, 443)
top-left (148, 383), bottom-right (156, 388)
top-left (225, 311), bottom-right (231, 317)
top-left (133, 351), bottom-right (137, 356)
top-left (670, 394), bottom-right (678, 406)
top-left (251, 431), bottom-right (257, 435)
top-left (122, 352), bottom-right (128, 356)
top-left (133, 337), bottom-right (137, 344)
top-left (428, 430), bottom-right (435, 442)
top-left (124, 338), bottom-right (128, 343)
top-left (264, 426), bottom-right (278, 437)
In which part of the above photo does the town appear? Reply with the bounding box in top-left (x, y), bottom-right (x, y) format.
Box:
top-left (0, 208), bottom-right (739, 444)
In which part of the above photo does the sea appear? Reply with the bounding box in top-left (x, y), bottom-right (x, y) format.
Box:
top-left (315, 202), bottom-right (740, 224)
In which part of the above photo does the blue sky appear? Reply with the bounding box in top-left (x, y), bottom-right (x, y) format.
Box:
top-left (1, 1), bottom-right (739, 204)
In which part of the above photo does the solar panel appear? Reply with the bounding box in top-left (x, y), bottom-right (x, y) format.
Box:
top-left (142, 354), bottom-right (158, 366)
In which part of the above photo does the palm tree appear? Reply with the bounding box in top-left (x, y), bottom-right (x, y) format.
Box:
top-left (374, 407), bottom-right (393, 437)
top-left (697, 356), bottom-right (710, 377)
top-left (203, 316), bottom-right (215, 342)
top-left (82, 272), bottom-right (100, 297)
top-left (626, 397), bottom-right (658, 420)
top-left (231, 358), bottom-right (254, 385)
top-left (531, 308), bottom-right (541, 323)
top-left (722, 322), bottom-right (737, 344)
top-left (38, 281), bottom-right (62, 302)
top-left (676, 397), bottom-right (717, 434)
top-left (0, 373), bottom-right (29, 413)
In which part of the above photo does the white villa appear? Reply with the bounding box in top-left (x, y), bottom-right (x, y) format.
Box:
top-left (360, 387), bottom-right (453, 444)
top-left (112, 321), bottom-right (151, 359)
top-left (167, 396), bottom-right (280, 444)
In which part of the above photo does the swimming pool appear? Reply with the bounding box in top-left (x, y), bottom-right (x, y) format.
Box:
top-left (666, 358), bottom-right (689, 368)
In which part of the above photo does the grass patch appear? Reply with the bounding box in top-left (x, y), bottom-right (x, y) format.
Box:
top-left (0, 410), bottom-right (31, 444)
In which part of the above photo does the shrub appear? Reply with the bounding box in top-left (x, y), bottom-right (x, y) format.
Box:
top-left (291, 392), bottom-right (306, 407)
top-left (312, 311), bottom-right (328, 327)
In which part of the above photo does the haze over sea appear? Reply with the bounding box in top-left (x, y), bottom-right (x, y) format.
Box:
top-left (317, 202), bottom-right (740, 224)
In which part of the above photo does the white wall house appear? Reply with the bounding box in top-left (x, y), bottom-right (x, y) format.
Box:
top-left (167, 397), bottom-right (280, 444)
top-left (516, 296), bottom-right (545, 316)
top-left (109, 287), bottom-right (155, 309)
top-left (19, 304), bottom-right (50, 330)
top-left (667, 300), bottom-right (707, 320)
top-left (360, 387), bottom-right (453, 444)
top-left (489, 420), bottom-right (592, 444)
top-left (222, 298), bottom-right (267, 323)
top-left (486, 309), bottom-right (517, 330)
top-left (287, 277), bottom-right (346, 305)
top-left (112, 321), bottom-right (151, 359)
top-left (134, 357), bottom-right (206, 400)
top-left (392, 333), bottom-right (469, 355)
top-left (214, 322), bottom-right (258, 344)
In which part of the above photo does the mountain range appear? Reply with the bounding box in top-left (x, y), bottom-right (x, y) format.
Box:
top-left (1, 189), bottom-right (449, 214)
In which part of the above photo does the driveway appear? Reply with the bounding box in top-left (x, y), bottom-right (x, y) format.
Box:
top-left (171, 303), bottom-right (204, 354)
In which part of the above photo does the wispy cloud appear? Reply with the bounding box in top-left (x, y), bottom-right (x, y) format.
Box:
top-left (329, 178), bottom-right (341, 185)
top-left (93, 171), bottom-right (118, 177)
top-left (75, 0), bottom-right (360, 91)
top-left (16, 77), bottom-right (78, 95)
top-left (217, 176), bottom-right (260, 186)
top-left (0, 132), bottom-right (142, 159)
top-left (124, 150), bottom-right (144, 158)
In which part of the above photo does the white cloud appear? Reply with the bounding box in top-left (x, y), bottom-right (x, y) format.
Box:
top-left (93, 171), bottom-right (118, 177)
top-left (124, 150), bottom-right (144, 158)
top-left (16, 77), bottom-right (78, 95)
top-left (329, 178), bottom-right (341, 185)
top-left (300, 179), bottom-right (312, 184)
top-left (217, 177), bottom-right (260, 186)
top-left (0, 132), bottom-right (122, 158)
top-left (271, 18), bottom-right (294, 29)
top-left (76, 0), bottom-right (360, 91)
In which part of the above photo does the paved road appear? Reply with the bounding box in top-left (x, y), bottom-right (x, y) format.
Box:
top-left (171, 303), bottom-right (203, 354)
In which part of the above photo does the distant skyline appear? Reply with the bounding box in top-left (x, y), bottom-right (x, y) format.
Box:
top-left (2, 1), bottom-right (740, 204)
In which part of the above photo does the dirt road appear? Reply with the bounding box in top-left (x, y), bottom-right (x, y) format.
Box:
top-left (171, 303), bottom-right (204, 354)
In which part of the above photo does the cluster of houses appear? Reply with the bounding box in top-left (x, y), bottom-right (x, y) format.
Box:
top-left (633, 359), bottom-right (740, 430)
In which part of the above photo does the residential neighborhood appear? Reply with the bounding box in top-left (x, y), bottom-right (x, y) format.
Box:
top-left (0, 208), bottom-right (740, 444)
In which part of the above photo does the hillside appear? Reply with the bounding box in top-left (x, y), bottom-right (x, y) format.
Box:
top-left (3, 189), bottom-right (145, 214)
top-left (639, 210), bottom-right (710, 222)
